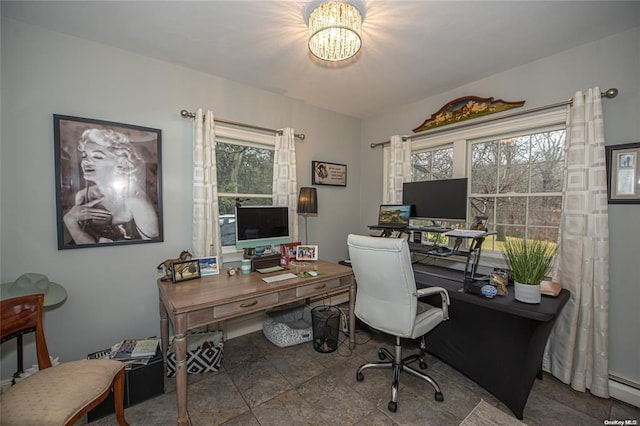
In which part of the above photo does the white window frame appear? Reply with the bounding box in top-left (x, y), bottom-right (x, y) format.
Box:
top-left (383, 107), bottom-right (568, 266)
top-left (216, 126), bottom-right (277, 260)
top-left (468, 124), bottom-right (566, 251)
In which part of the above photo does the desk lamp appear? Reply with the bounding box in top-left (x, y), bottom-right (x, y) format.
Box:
top-left (297, 187), bottom-right (318, 244)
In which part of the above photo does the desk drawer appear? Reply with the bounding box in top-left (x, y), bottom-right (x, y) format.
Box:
top-left (278, 288), bottom-right (297, 304)
top-left (214, 293), bottom-right (279, 318)
top-left (296, 279), bottom-right (342, 298)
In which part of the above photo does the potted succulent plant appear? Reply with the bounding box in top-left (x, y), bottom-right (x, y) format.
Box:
top-left (503, 238), bottom-right (557, 304)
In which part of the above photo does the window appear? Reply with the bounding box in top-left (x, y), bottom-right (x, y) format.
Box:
top-left (411, 145), bottom-right (454, 181)
top-left (402, 108), bottom-right (567, 254)
top-left (215, 127), bottom-right (276, 248)
top-left (469, 129), bottom-right (565, 251)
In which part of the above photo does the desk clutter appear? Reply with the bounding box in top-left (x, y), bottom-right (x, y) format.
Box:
top-left (87, 338), bottom-right (161, 368)
top-left (86, 339), bottom-right (164, 422)
top-left (541, 280), bottom-right (562, 296)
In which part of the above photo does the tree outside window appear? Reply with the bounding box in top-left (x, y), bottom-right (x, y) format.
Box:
top-left (409, 128), bottom-right (565, 253)
top-left (411, 146), bottom-right (453, 181)
top-left (469, 130), bottom-right (565, 251)
top-left (216, 142), bottom-right (274, 246)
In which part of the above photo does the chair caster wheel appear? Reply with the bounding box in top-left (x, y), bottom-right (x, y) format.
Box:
top-left (387, 401), bottom-right (397, 412)
top-left (419, 360), bottom-right (428, 370)
top-left (378, 350), bottom-right (386, 360)
top-left (435, 391), bottom-right (444, 402)
top-left (356, 372), bottom-right (364, 381)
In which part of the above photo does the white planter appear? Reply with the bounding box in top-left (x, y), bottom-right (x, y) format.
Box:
top-left (514, 281), bottom-right (541, 304)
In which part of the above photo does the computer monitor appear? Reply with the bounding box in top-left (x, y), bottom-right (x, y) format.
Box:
top-left (402, 178), bottom-right (468, 222)
top-left (235, 206), bottom-right (291, 249)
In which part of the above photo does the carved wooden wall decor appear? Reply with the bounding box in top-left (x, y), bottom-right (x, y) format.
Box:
top-left (412, 96), bottom-right (525, 133)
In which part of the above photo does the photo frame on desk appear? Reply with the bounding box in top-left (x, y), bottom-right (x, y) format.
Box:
top-left (197, 256), bottom-right (219, 276)
top-left (296, 245), bottom-right (318, 261)
top-left (171, 259), bottom-right (200, 283)
top-left (605, 142), bottom-right (640, 203)
top-left (280, 241), bottom-right (301, 265)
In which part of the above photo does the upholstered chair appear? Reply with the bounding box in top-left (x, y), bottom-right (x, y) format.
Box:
top-left (0, 294), bottom-right (128, 425)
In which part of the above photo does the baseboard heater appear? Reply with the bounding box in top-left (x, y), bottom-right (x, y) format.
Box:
top-left (609, 374), bottom-right (640, 408)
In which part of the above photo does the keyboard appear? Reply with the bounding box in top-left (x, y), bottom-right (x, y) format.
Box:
top-left (262, 273), bottom-right (298, 283)
top-left (256, 265), bottom-right (284, 274)
top-left (443, 230), bottom-right (487, 238)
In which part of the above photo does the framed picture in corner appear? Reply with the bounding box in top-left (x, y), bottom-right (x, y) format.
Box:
top-left (605, 142), bottom-right (640, 204)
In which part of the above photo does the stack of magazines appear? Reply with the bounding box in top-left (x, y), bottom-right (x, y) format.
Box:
top-left (110, 338), bottom-right (160, 368)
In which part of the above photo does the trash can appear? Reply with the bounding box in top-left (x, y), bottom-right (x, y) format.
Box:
top-left (311, 306), bottom-right (341, 353)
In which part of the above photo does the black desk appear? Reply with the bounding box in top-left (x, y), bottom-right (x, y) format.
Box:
top-left (413, 263), bottom-right (569, 420)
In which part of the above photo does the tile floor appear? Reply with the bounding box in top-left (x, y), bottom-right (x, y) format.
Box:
top-left (88, 329), bottom-right (639, 426)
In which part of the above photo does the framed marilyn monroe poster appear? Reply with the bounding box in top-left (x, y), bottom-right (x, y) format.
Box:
top-left (54, 114), bottom-right (163, 249)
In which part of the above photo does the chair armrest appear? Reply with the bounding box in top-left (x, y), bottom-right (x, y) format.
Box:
top-left (415, 287), bottom-right (450, 320)
top-left (415, 287), bottom-right (450, 305)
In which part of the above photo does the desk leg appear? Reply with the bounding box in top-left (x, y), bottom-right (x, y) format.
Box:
top-left (174, 314), bottom-right (190, 426)
top-left (349, 280), bottom-right (356, 349)
top-left (159, 299), bottom-right (169, 368)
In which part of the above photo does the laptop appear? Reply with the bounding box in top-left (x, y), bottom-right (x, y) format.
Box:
top-left (372, 204), bottom-right (412, 228)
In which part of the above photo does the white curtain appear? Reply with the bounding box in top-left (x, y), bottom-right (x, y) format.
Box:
top-left (543, 87), bottom-right (610, 398)
top-left (385, 135), bottom-right (412, 203)
top-left (273, 128), bottom-right (299, 243)
top-left (192, 109), bottom-right (222, 259)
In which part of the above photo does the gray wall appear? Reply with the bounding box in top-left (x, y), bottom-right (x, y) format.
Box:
top-left (360, 27), bottom-right (640, 386)
top-left (0, 18), bottom-right (360, 377)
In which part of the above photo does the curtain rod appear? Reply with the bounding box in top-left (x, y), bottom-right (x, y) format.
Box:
top-left (370, 88), bottom-right (618, 148)
top-left (180, 109), bottom-right (306, 141)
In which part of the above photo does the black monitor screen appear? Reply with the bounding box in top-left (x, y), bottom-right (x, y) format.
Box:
top-left (402, 178), bottom-right (468, 221)
top-left (235, 206), bottom-right (290, 249)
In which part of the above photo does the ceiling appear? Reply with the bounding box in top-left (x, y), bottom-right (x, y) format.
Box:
top-left (2, 1), bottom-right (639, 118)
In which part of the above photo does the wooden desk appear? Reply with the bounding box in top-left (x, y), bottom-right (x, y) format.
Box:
top-left (157, 260), bottom-right (355, 425)
top-left (413, 263), bottom-right (569, 420)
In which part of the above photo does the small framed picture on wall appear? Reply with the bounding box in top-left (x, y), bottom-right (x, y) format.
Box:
top-left (605, 142), bottom-right (640, 204)
top-left (312, 161), bottom-right (346, 186)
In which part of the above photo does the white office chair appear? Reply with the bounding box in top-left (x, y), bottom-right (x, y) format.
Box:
top-left (347, 234), bottom-right (450, 412)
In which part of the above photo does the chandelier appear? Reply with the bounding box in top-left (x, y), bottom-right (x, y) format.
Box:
top-left (308, 1), bottom-right (362, 62)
